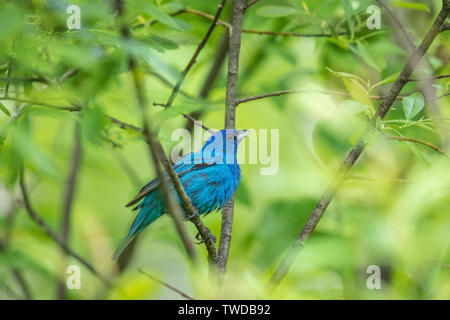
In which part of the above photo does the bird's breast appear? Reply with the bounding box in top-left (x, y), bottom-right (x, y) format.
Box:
top-left (180, 164), bottom-right (241, 215)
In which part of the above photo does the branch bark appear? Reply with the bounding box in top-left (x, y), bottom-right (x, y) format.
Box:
top-left (217, 0), bottom-right (246, 286)
top-left (264, 0), bottom-right (450, 295)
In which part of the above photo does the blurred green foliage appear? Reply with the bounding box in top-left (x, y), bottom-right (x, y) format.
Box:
top-left (0, 0), bottom-right (449, 299)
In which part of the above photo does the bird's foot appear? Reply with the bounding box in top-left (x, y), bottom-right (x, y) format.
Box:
top-left (184, 208), bottom-right (199, 221)
top-left (194, 228), bottom-right (216, 245)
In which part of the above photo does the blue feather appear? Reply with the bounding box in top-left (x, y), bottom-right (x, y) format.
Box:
top-left (112, 129), bottom-right (248, 259)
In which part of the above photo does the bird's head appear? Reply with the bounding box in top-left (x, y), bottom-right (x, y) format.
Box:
top-left (201, 129), bottom-right (249, 164)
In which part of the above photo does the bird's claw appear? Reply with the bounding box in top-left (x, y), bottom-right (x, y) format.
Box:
top-left (184, 208), bottom-right (199, 221)
top-left (185, 212), bottom-right (198, 221)
top-left (194, 230), bottom-right (216, 245)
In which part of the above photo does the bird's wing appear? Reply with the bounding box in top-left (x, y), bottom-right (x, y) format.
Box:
top-left (125, 157), bottom-right (212, 208)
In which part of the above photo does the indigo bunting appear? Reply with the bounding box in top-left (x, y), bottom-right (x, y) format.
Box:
top-left (113, 129), bottom-right (249, 259)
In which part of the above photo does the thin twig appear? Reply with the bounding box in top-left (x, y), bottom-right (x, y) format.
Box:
top-left (236, 89), bottom-right (404, 105)
top-left (376, 0), bottom-right (415, 49)
top-left (19, 170), bottom-right (112, 288)
top-left (217, 0), bottom-right (246, 287)
top-left (347, 174), bottom-right (412, 184)
top-left (0, 97), bottom-right (80, 111)
top-left (385, 135), bottom-right (447, 156)
top-left (245, 0), bottom-right (260, 11)
top-left (11, 269), bottom-right (32, 300)
top-left (407, 74), bottom-right (450, 81)
top-left (185, 33), bottom-right (229, 133)
top-left (138, 269), bottom-right (195, 300)
top-left (4, 60), bottom-right (13, 98)
top-left (264, 0), bottom-right (450, 296)
top-left (163, 0), bottom-right (227, 109)
top-left (56, 123), bottom-right (82, 299)
top-left (176, 9), bottom-right (348, 37)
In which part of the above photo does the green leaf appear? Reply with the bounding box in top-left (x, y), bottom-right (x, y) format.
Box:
top-left (356, 41), bottom-right (380, 71)
top-left (392, 1), bottom-right (430, 13)
top-left (402, 92), bottom-right (425, 120)
top-left (339, 100), bottom-right (369, 114)
top-left (372, 72), bottom-right (400, 89)
top-left (256, 5), bottom-right (301, 17)
top-left (343, 78), bottom-right (369, 105)
top-left (341, 0), bottom-right (355, 38)
top-left (326, 67), bottom-right (366, 84)
top-left (0, 102), bottom-right (11, 117)
top-left (130, 1), bottom-right (191, 31)
top-left (327, 67), bottom-right (369, 105)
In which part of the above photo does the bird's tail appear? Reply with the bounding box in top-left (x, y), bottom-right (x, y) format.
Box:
top-left (112, 203), bottom-right (162, 260)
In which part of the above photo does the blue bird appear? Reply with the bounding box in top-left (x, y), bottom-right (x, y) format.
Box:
top-left (112, 129), bottom-right (249, 259)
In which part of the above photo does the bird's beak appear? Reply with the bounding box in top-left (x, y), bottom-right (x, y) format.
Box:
top-left (236, 130), bottom-right (250, 142)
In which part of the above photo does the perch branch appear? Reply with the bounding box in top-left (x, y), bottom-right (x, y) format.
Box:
top-left (217, 0), bottom-right (246, 286)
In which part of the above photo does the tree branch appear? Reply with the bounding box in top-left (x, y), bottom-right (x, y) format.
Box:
top-left (217, 0), bottom-right (246, 286)
top-left (56, 123), bottom-right (82, 299)
top-left (376, 0), bottom-right (415, 49)
top-left (138, 269), bottom-right (195, 300)
top-left (384, 135), bottom-right (447, 156)
top-left (185, 33), bottom-right (229, 133)
top-left (162, 0), bottom-right (227, 109)
top-left (407, 74), bottom-right (450, 81)
top-left (245, 0), bottom-right (260, 11)
top-left (174, 8), bottom-right (348, 37)
top-left (264, 0), bottom-right (450, 295)
top-left (19, 170), bottom-right (112, 288)
top-left (236, 89), bottom-right (404, 105)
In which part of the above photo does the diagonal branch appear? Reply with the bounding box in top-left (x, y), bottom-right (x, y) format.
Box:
top-left (56, 123), bottom-right (82, 299)
top-left (376, 0), bottom-right (415, 49)
top-left (264, 0), bottom-right (450, 295)
top-left (162, 0), bottom-right (227, 109)
top-left (19, 170), bottom-right (112, 288)
top-left (115, 0), bottom-right (198, 263)
top-left (117, 0), bottom-right (221, 267)
top-left (138, 269), bottom-right (195, 300)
